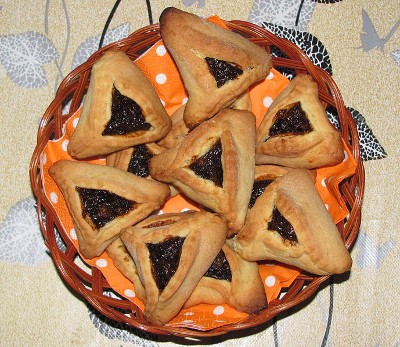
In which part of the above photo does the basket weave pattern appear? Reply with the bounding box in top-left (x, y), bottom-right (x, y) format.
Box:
top-left (29, 21), bottom-right (365, 337)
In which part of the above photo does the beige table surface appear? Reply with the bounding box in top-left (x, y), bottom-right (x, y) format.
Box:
top-left (1, 1), bottom-right (399, 346)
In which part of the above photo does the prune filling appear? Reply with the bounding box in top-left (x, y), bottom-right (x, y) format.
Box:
top-left (102, 85), bottom-right (151, 136)
top-left (268, 102), bottom-right (312, 137)
top-left (76, 187), bottom-right (135, 229)
top-left (249, 179), bottom-right (274, 208)
top-left (204, 249), bottom-right (232, 282)
top-left (189, 139), bottom-right (223, 187)
top-left (127, 144), bottom-right (153, 177)
top-left (205, 57), bottom-right (243, 88)
top-left (268, 207), bottom-right (298, 242)
top-left (147, 236), bottom-right (185, 291)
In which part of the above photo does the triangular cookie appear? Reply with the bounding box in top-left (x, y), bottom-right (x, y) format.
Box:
top-left (184, 239), bottom-right (267, 314)
top-left (255, 74), bottom-right (344, 169)
top-left (159, 7), bottom-right (271, 128)
top-left (120, 211), bottom-right (228, 325)
top-left (48, 160), bottom-right (170, 259)
top-left (67, 50), bottom-right (171, 159)
top-left (234, 169), bottom-right (352, 275)
top-left (149, 108), bottom-right (256, 234)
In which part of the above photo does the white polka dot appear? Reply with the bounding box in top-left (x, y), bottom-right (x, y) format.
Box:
top-left (263, 96), bottom-right (273, 108)
top-left (181, 208), bottom-right (191, 212)
top-left (321, 178), bottom-right (327, 187)
top-left (96, 259), bottom-right (108, 268)
top-left (160, 99), bottom-right (166, 106)
top-left (213, 306), bottom-right (224, 315)
top-left (124, 289), bottom-right (135, 298)
top-left (61, 139), bottom-right (69, 152)
top-left (70, 228), bottom-right (77, 240)
top-left (325, 204), bottom-right (329, 210)
top-left (182, 97), bottom-right (188, 105)
top-left (266, 71), bottom-right (274, 80)
top-left (265, 275), bottom-right (276, 287)
top-left (156, 209), bottom-right (164, 215)
top-left (183, 311), bottom-right (194, 316)
top-left (156, 73), bottom-right (167, 85)
top-left (50, 192), bottom-right (58, 203)
top-left (343, 150), bottom-right (348, 162)
top-left (156, 45), bottom-right (167, 56)
top-left (72, 118), bottom-right (79, 128)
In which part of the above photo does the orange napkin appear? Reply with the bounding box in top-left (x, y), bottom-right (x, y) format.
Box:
top-left (40, 17), bottom-right (357, 331)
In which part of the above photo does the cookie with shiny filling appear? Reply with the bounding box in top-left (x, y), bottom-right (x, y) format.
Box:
top-left (234, 169), bottom-right (352, 275)
top-left (48, 160), bottom-right (170, 259)
top-left (106, 237), bottom-right (146, 302)
top-left (255, 74), bottom-right (344, 169)
top-left (159, 7), bottom-right (270, 129)
top-left (184, 239), bottom-right (267, 314)
top-left (149, 108), bottom-right (256, 234)
top-left (68, 50), bottom-right (171, 159)
top-left (120, 211), bottom-right (228, 325)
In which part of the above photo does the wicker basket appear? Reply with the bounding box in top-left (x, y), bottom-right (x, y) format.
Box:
top-left (29, 20), bottom-right (365, 338)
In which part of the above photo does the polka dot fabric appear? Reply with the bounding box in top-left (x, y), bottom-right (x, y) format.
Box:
top-left (40, 17), bottom-right (357, 330)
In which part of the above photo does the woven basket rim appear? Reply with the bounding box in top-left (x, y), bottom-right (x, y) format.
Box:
top-left (29, 19), bottom-right (365, 338)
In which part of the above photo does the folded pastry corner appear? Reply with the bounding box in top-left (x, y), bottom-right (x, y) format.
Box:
top-left (149, 108), bottom-right (256, 234)
top-left (68, 50), bottom-right (171, 159)
top-left (184, 239), bottom-right (267, 314)
top-left (160, 7), bottom-right (271, 128)
top-left (48, 160), bottom-right (170, 259)
top-left (255, 74), bottom-right (344, 169)
top-left (234, 168), bottom-right (352, 275)
top-left (120, 210), bottom-right (228, 325)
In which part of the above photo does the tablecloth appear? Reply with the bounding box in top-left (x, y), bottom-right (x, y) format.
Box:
top-left (0, 0), bottom-right (399, 346)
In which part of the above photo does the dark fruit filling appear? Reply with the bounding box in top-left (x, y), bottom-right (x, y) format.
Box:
top-left (269, 102), bottom-right (312, 137)
top-left (127, 144), bottom-right (153, 177)
top-left (76, 187), bottom-right (135, 229)
top-left (102, 85), bottom-right (151, 135)
top-left (147, 236), bottom-right (185, 291)
top-left (249, 179), bottom-right (274, 208)
top-left (189, 139), bottom-right (223, 187)
top-left (267, 207), bottom-right (298, 242)
top-left (204, 249), bottom-right (232, 281)
top-left (205, 57), bottom-right (243, 88)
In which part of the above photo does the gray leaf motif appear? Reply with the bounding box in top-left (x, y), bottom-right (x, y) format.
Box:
top-left (249, 0), bottom-right (316, 31)
top-left (0, 31), bottom-right (58, 88)
top-left (391, 50), bottom-right (400, 66)
top-left (71, 23), bottom-right (131, 70)
top-left (0, 196), bottom-right (48, 265)
top-left (355, 231), bottom-right (395, 269)
top-left (182, 0), bottom-right (206, 8)
top-left (88, 290), bottom-right (159, 346)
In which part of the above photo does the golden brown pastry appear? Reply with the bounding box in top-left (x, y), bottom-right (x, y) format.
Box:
top-left (234, 169), bottom-right (352, 275)
top-left (184, 239), bottom-right (267, 314)
top-left (120, 211), bottom-right (228, 325)
top-left (149, 108), bottom-right (256, 234)
top-left (255, 74), bottom-right (344, 169)
top-left (48, 160), bottom-right (170, 259)
top-left (106, 237), bottom-right (146, 302)
top-left (159, 7), bottom-right (271, 128)
top-left (68, 50), bottom-right (171, 159)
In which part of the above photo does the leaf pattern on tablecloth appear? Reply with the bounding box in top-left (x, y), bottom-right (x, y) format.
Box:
top-left (88, 290), bottom-right (159, 346)
top-left (354, 231), bottom-right (395, 269)
top-left (263, 23), bottom-right (333, 75)
top-left (390, 50), bottom-right (400, 66)
top-left (71, 23), bottom-right (131, 70)
top-left (182, 0), bottom-right (206, 8)
top-left (326, 106), bottom-right (387, 161)
top-left (0, 31), bottom-right (58, 88)
top-left (0, 197), bottom-right (48, 264)
top-left (249, 0), bottom-right (316, 31)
